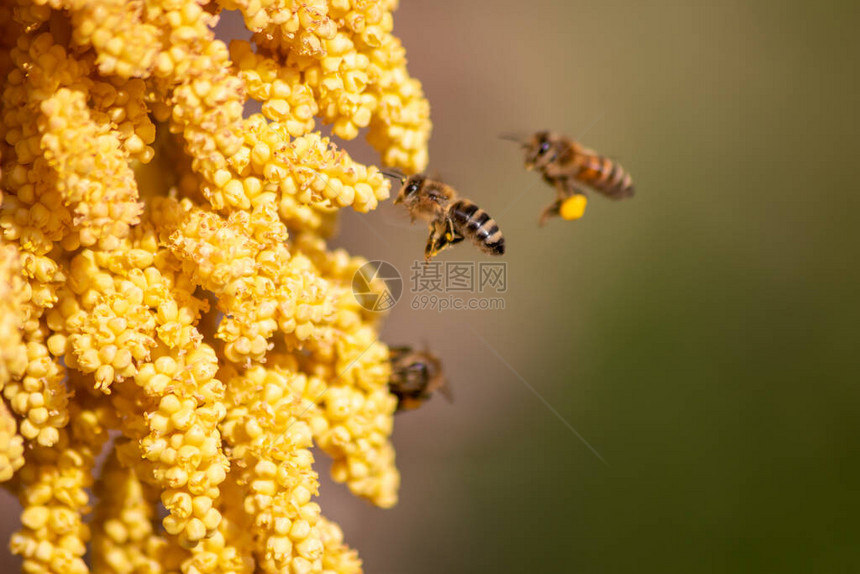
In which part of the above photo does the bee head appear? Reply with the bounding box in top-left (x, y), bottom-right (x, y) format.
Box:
top-left (389, 348), bottom-right (450, 411)
top-left (415, 351), bottom-right (442, 378)
top-left (404, 351), bottom-right (447, 399)
top-left (525, 131), bottom-right (556, 170)
top-left (393, 174), bottom-right (425, 206)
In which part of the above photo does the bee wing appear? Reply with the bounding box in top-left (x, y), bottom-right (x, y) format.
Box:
top-left (418, 343), bottom-right (452, 403)
top-left (427, 367), bottom-right (452, 404)
top-left (379, 202), bottom-right (421, 229)
top-left (388, 346), bottom-right (411, 360)
top-left (437, 378), bottom-right (454, 403)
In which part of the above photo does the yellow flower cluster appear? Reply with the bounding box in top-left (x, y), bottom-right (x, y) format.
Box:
top-left (0, 0), bottom-right (430, 572)
top-left (230, 0), bottom-right (430, 168)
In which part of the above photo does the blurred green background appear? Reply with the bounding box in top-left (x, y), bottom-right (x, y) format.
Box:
top-left (4, 0), bottom-right (860, 572)
top-left (327, 1), bottom-right (860, 572)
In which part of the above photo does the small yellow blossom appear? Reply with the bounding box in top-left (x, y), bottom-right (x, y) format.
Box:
top-left (90, 448), bottom-right (174, 574)
top-left (0, 242), bottom-right (28, 390)
top-left (295, 235), bottom-right (400, 507)
top-left (319, 517), bottom-right (362, 574)
top-left (0, 399), bottom-right (25, 482)
top-left (221, 361), bottom-right (325, 572)
top-left (9, 401), bottom-right (111, 574)
top-left (1, 0), bottom-right (430, 571)
top-left (63, 0), bottom-right (161, 79)
top-left (40, 88), bottom-right (143, 251)
top-left (3, 340), bottom-right (70, 447)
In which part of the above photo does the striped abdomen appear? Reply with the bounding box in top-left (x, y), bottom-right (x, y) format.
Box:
top-left (575, 153), bottom-right (634, 200)
top-left (450, 200), bottom-right (505, 256)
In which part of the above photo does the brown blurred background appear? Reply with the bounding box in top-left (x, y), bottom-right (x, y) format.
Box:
top-left (4, 0), bottom-right (860, 572)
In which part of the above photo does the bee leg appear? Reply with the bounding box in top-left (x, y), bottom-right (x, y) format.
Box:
top-left (538, 198), bottom-right (563, 227)
top-left (424, 224), bottom-right (447, 260)
top-left (425, 219), bottom-right (463, 260)
top-left (539, 179), bottom-right (574, 225)
top-left (444, 217), bottom-right (465, 246)
top-left (433, 231), bottom-right (457, 253)
top-left (561, 177), bottom-right (588, 197)
top-left (554, 179), bottom-right (568, 201)
top-left (424, 231), bottom-right (440, 260)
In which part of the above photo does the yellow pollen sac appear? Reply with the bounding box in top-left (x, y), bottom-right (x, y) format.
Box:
top-left (560, 194), bottom-right (589, 221)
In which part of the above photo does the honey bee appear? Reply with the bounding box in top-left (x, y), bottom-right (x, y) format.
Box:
top-left (388, 346), bottom-right (451, 412)
top-left (389, 173), bottom-right (505, 260)
top-left (508, 131), bottom-right (634, 225)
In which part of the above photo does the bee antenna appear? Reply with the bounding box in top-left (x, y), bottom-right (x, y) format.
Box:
top-left (498, 133), bottom-right (525, 145)
top-left (380, 170), bottom-right (406, 183)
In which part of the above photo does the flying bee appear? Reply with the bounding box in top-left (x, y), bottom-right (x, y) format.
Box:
top-left (388, 172), bottom-right (505, 260)
top-left (388, 346), bottom-right (451, 412)
top-left (505, 131), bottom-right (634, 226)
